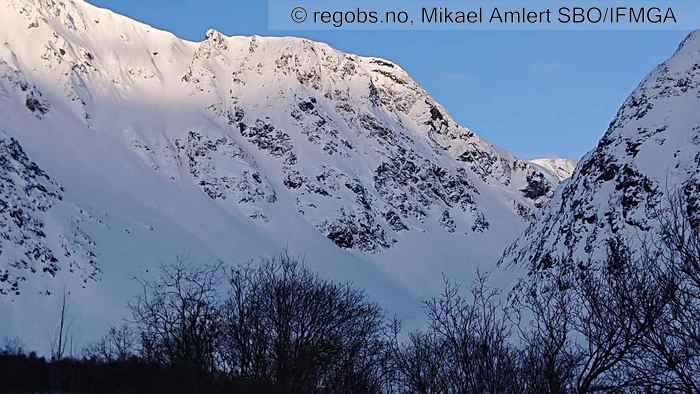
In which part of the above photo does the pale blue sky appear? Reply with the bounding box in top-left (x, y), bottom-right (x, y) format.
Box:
top-left (88, 0), bottom-right (691, 160)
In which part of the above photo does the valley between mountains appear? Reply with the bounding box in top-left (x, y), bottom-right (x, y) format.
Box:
top-left (1, 0), bottom-right (697, 352)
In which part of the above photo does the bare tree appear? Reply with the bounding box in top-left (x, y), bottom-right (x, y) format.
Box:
top-left (221, 253), bottom-right (390, 394)
top-left (574, 238), bottom-right (670, 393)
top-left (49, 288), bottom-right (73, 361)
top-left (83, 324), bottom-right (138, 362)
top-left (514, 235), bottom-right (674, 394)
top-left (393, 272), bottom-right (522, 394)
top-left (391, 329), bottom-right (452, 393)
top-left (516, 275), bottom-right (578, 394)
top-left (129, 259), bottom-right (224, 376)
top-left (629, 190), bottom-right (700, 393)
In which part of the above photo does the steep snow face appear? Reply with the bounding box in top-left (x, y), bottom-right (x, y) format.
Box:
top-left (529, 158), bottom-right (577, 182)
top-left (503, 30), bottom-right (700, 270)
top-left (0, 0), bottom-right (560, 348)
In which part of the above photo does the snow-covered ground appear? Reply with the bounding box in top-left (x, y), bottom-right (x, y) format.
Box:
top-left (529, 158), bottom-right (577, 181)
top-left (503, 29), bottom-right (700, 274)
top-left (0, 0), bottom-right (641, 353)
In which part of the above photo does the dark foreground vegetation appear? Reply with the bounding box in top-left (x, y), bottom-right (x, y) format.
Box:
top-left (1, 193), bottom-right (699, 393)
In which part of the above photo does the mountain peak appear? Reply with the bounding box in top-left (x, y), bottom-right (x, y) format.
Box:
top-left (502, 29), bottom-right (700, 270)
top-left (0, 0), bottom-right (569, 350)
top-left (204, 28), bottom-right (225, 40)
top-left (528, 158), bottom-right (577, 181)
top-left (676, 28), bottom-right (700, 54)
top-left (205, 27), bottom-right (220, 36)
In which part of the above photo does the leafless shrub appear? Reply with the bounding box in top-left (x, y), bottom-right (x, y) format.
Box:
top-left (0, 337), bottom-right (25, 356)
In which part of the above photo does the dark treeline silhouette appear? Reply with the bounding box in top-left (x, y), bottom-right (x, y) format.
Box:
top-left (1, 191), bottom-right (699, 393)
top-left (0, 350), bottom-right (240, 393)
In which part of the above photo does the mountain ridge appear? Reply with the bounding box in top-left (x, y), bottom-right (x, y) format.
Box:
top-left (528, 158), bottom-right (577, 181)
top-left (502, 28), bottom-right (700, 271)
top-left (0, 0), bottom-right (563, 350)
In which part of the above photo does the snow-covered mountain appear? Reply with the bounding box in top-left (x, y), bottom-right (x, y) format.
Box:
top-left (0, 0), bottom-right (566, 349)
top-left (502, 29), bottom-right (700, 271)
top-left (529, 158), bottom-right (577, 182)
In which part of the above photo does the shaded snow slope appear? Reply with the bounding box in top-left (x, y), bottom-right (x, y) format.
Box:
top-left (503, 29), bottom-right (700, 272)
top-left (1, 0), bottom-right (560, 350)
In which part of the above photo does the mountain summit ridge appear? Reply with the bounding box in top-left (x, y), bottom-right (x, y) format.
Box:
top-left (528, 158), bottom-right (577, 181)
top-left (502, 28), bottom-right (700, 270)
top-left (0, 0), bottom-right (563, 348)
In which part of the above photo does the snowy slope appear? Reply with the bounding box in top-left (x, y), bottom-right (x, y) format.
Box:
top-left (0, 0), bottom-right (562, 350)
top-left (502, 29), bottom-right (700, 271)
top-left (529, 158), bottom-right (577, 181)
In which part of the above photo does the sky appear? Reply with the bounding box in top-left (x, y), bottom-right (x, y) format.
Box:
top-left (87, 0), bottom-right (690, 160)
